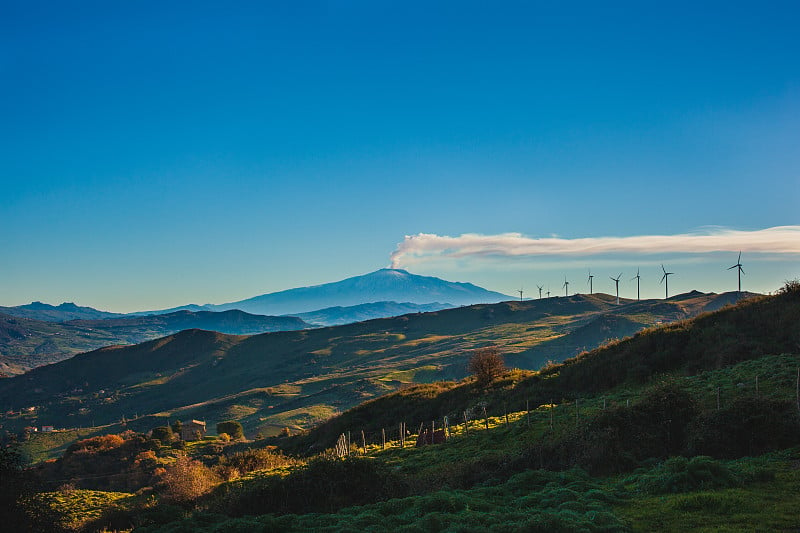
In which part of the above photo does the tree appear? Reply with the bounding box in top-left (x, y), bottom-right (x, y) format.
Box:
top-left (151, 426), bottom-right (173, 445)
top-left (468, 347), bottom-right (506, 384)
top-left (171, 420), bottom-right (183, 439)
top-left (216, 421), bottom-right (244, 440)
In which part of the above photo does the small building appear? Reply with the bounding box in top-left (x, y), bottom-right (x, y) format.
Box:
top-left (180, 420), bottom-right (207, 441)
top-left (41, 426), bottom-right (55, 432)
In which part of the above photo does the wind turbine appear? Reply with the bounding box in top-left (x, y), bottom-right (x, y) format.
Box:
top-left (517, 288), bottom-right (524, 301)
top-left (631, 269), bottom-right (641, 301)
top-left (727, 251), bottom-right (745, 294)
top-left (587, 270), bottom-right (594, 294)
top-left (562, 276), bottom-right (569, 297)
top-left (610, 273), bottom-right (622, 305)
top-left (537, 285), bottom-right (543, 299)
top-left (546, 288), bottom-right (551, 298)
top-left (660, 264), bottom-right (674, 299)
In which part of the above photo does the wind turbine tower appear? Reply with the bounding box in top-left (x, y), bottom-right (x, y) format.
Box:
top-left (587, 270), bottom-right (594, 294)
top-left (631, 269), bottom-right (641, 301)
top-left (537, 285), bottom-right (543, 299)
top-left (517, 288), bottom-right (524, 302)
top-left (563, 276), bottom-right (569, 297)
top-left (610, 273), bottom-right (622, 305)
top-left (660, 264), bottom-right (674, 299)
top-left (727, 252), bottom-right (745, 294)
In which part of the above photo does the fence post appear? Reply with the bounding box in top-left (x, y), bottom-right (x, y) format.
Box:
top-left (526, 400), bottom-right (531, 427)
top-left (716, 387), bottom-right (721, 410)
top-left (575, 398), bottom-right (579, 427)
top-left (347, 431), bottom-right (351, 456)
top-left (755, 375), bottom-right (759, 398)
top-left (361, 430), bottom-right (366, 454)
top-left (483, 406), bottom-right (489, 430)
top-left (382, 428), bottom-right (386, 450)
top-left (796, 367), bottom-right (799, 413)
top-left (549, 399), bottom-right (554, 430)
top-left (464, 411), bottom-right (469, 435)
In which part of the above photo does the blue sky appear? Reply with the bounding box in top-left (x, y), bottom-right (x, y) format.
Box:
top-left (2, 1), bottom-right (798, 311)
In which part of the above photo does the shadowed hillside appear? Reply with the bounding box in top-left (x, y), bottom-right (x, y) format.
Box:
top-left (286, 286), bottom-right (799, 453)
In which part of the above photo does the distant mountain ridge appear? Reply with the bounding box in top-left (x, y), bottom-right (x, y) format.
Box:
top-left (294, 301), bottom-right (454, 326)
top-left (1, 269), bottom-right (511, 321)
top-left (213, 269), bottom-right (511, 316)
top-left (0, 302), bottom-right (126, 322)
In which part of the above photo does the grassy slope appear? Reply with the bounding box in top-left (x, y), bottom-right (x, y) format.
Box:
top-left (1, 292), bottom-right (739, 441)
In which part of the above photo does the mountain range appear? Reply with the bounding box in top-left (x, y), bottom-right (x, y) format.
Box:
top-left (2, 269), bottom-right (509, 321)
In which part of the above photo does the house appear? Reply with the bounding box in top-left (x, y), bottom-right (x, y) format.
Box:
top-left (41, 426), bottom-right (55, 432)
top-left (180, 420), bottom-right (207, 441)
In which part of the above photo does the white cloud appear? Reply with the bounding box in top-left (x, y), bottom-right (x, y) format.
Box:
top-left (390, 226), bottom-right (800, 268)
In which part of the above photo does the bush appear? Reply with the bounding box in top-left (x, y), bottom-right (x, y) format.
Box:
top-left (527, 382), bottom-right (698, 474)
top-left (221, 448), bottom-right (296, 474)
top-left (468, 347), bottom-right (506, 384)
top-left (628, 456), bottom-right (739, 494)
top-left (687, 397), bottom-right (800, 458)
top-left (157, 456), bottom-right (221, 507)
top-left (211, 457), bottom-right (410, 516)
top-left (216, 421), bottom-right (244, 441)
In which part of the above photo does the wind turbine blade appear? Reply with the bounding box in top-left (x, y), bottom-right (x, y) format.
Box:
top-left (728, 265), bottom-right (737, 270)
top-left (661, 264), bottom-right (667, 274)
top-left (740, 267), bottom-right (745, 275)
top-left (738, 251), bottom-right (742, 263)
top-left (660, 274), bottom-right (666, 283)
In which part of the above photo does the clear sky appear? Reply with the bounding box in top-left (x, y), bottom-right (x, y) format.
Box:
top-left (2, 1), bottom-right (798, 312)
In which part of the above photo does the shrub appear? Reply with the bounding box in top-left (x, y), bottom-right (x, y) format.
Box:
top-left (527, 382), bottom-right (698, 474)
top-left (216, 421), bottom-right (244, 441)
top-left (157, 456), bottom-right (221, 507)
top-left (629, 456), bottom-right (739, 494)
top-left (221, 448), bottom-right (296, 474)
top-left (212, 457), bottom-right (410, 516)
top-left (468, 347), bottom-right (506, 384)
top-left (65, 434), bottom-right (125, 456)
top-left (687, 397), bottom-right (800, 458)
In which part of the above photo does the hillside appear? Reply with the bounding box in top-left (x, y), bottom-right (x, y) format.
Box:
top-left (0, 310), bottom-right (309, 376)
top-left (0, 290), bottom-right (749, 437)
top-left (293, 301), bottom-right (453, 326)
top-left (213, 268), bottom-right (511, 315)
top-left (289, 287), bottom-right (800, 452)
